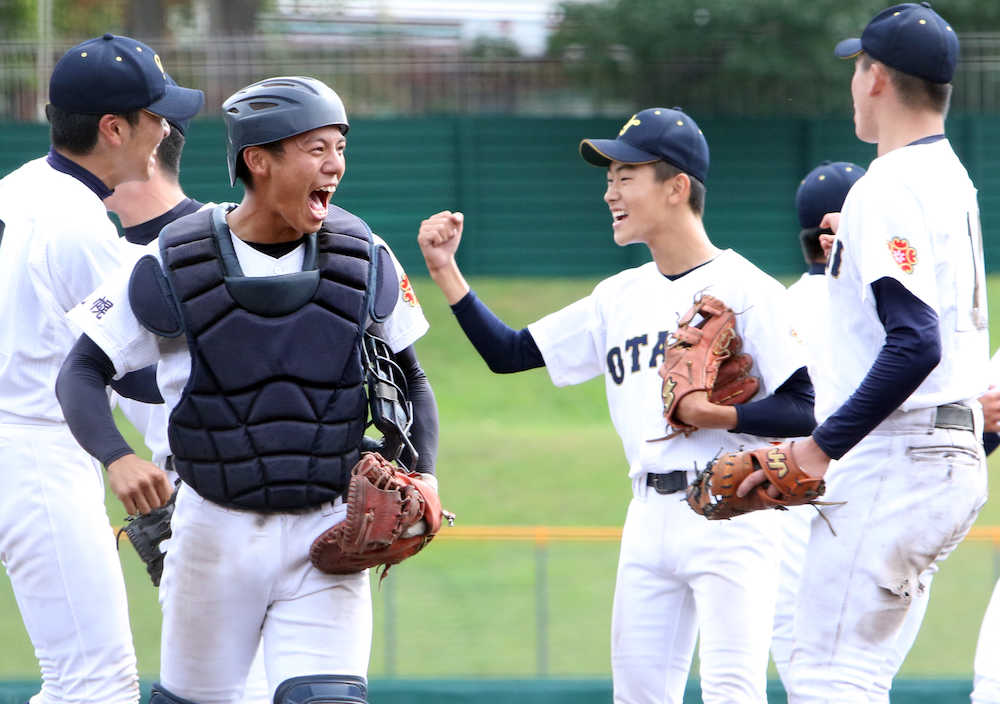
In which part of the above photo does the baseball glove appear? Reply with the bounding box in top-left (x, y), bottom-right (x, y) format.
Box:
top-left (117, 488), bottom-right (177, 587)
top-left (657, 294), bottom-right (759, 438)
top-left (310, 452), bottom-right (454, 580)
top-left (686, 442), bottom-right (826, 520)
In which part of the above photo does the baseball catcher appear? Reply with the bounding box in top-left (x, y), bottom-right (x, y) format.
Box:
top-left (686, 441), bottom-right (826, 520)
top-left (310, 452), bottom-right (454, 579)
top-left (656, 293), bottom-right (759, 439)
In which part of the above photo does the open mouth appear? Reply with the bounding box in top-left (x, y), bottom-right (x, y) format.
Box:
top-left (308, 185), bottom-right (336, 218)
top-left (612, 211), bottom-right (628, 227)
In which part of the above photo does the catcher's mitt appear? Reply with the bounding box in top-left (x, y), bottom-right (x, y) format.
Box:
top-left (686, 442), bottom-right (826, 520)
top-left (310, 452), bottom-right (454, 580)
top-left (117, 488), bottom-right (177, 587)
top-left (657, 294), bottom-right (759, 438)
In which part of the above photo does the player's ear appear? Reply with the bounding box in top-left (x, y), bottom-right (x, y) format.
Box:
top-left (97, 114), bottom-right (127, 147)
top-left (667, 171), bottom-right (690, 205)
top-left (242, 145), bottom-right (271, 182)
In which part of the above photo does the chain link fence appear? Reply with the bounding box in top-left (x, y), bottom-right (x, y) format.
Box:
top-left (4, 30), bottom-right (1000, 120)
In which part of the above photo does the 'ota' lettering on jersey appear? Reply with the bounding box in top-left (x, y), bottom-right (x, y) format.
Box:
top-left (887, 237), bottom-right (918, 274)
top-left (399, 275), bottom-right (418, 306)
top-left (89, 296), bottom-right (114, 319)
top-left (606, 330), bottom-right (669, 384)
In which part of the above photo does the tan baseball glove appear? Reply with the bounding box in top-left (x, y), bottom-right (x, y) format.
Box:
top-left (657, 294), bottom-right (759, 438)
top-left (686, 441), bottom-right (826, 520)
top-left (310, 452), bottom-right (454, 580)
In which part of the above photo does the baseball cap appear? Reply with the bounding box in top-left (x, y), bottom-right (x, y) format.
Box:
top-left (580, 107), bottom-right (709, 184)
top-left (834, 3), bottom-right (958, 84)
top-left (795, 161), bottom-right (866, 230)
top-left (49, 33), bottom-right (204, 123)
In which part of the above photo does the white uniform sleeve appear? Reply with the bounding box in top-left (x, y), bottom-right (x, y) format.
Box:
top-left (527, 293), bottom-right (605, 387)
top-left (851, 183), bottom-right (938, 310)
top-left (374, 236), bottom-right (429, 353)
top-left (66, 243), bottom-right (164, 377)
top-left (33, 217), bottom-right (129, 314)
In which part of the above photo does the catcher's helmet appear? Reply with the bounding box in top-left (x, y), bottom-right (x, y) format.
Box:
top-left (222, 76), bottom-right (349, 186)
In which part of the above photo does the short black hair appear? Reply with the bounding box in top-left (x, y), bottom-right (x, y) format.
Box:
top-left (45, 104), bottom-right (141, 155)
top-left (156, 126), bottom-right (186, 180)
top-left (653, 161), bottom-right (706, 216)
top-left (859, 54), bottom-right (952, 115)
top-left (234, 140), bottom-right (285, 190)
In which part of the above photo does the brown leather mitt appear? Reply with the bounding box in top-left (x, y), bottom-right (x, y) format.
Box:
top-left (657, 294), bottom-right (759, 437)
top-left (310, 452), bottom-right (454, 579)
top-left (686, 442), bottom-right (826, 520)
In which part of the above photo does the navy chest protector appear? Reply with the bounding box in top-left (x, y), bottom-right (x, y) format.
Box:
top-left (129, 204), bottom-right (399, 511)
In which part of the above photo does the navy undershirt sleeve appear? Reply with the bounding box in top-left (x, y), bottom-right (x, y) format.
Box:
top-left (812, 277), bottom-right (941, 460)
top-left (109, 365), bottom-right (163, 403)
top-left (450, 290), bottom-right (545, 373)
top-left (393, 344), bottom-right (439, 475)
top-left (55, 335), bottom-right (136, 467)
top-left (733, 366), bottom-right (816, 438)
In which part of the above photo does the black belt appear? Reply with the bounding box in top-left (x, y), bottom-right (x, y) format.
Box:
top-left (935, 404), bottom-right (974, 431)
top-left (646, 470), bottom-right (688, 495)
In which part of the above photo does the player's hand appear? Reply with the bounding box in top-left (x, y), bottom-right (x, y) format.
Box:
top-left (107, 454), bottom-right (173, 516)
top-left (736, 436), bottom-right (829, 499)
top-left (981, 385), bottom-right (1000, 430)
top-left (417, 211), bottom-right (464, 273)
top-left (674, 391), bottom-right (738, 430)
top-left (818, 212), bottom-right (840, 257)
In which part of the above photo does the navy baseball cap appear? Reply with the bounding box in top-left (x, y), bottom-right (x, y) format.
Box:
top-left (580, 107), bottom-right (709, 184)
top-left (49, 33), bottom-right (204, 123)
top-left (834, 3), bottom-right (958, 84)
top-left (163, 75), bottom-right (192, 135)
top-left (796, 161), bottom-right (866, 230)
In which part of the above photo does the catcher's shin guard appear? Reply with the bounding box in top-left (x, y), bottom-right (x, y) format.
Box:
top-left (273, 674), bottom-right (368, 703)
top-left (149, 683), bottom-right (201, 704)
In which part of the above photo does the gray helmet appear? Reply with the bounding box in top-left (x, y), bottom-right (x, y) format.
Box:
top-left (222, 76), bottom-right (349, 186)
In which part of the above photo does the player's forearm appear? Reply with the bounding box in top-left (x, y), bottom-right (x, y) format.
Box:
top-left (396, 345), bottom-right (439, 475)
top-left (733, 366), bottom-right (816, 438)
top-left (426, 258), bottom-right (470, 305)
top-left (450, 290), bottom-right (545, 374)
top-left (813, 278), bottom-right (940, 459)
top-left (55, 334), bottom-right (136, 467)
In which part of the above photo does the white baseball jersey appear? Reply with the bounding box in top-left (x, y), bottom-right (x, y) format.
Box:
top-left (0, 156), bottom-right (139, 703)
top-left (529, 250), bottom-right (805, 488)
top-left (0, 158), bottom-right (128, 423)
top-left (817, 138), bottom-right (989, 419)
top-left (70, 230), bottom-right (428, 453)
top-left (529, 251), bottom-right (805, 704)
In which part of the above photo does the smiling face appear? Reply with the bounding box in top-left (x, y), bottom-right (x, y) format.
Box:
top-left (248, 125), bottom-right (347, 236)
top-left (604, 161), bottom-right (678, 246)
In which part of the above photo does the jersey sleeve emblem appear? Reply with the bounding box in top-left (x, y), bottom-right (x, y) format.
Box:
top-left (887, 237), bottom-right (917, 274)
top-left (399, 274), bottom-right (418, 307)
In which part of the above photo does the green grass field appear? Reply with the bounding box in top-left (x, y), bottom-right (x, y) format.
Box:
top-left (1, 274), bottom-right (999, 681)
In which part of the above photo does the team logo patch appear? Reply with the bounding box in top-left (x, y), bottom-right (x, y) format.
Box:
top-left (888, 237), bottom-right (917, 274)
top-left (766, 446), bottom-right (789, 479)
top-left (400, 274), bottom-right (418, 307)
top-left (90, 296), bottom-right (114, 319)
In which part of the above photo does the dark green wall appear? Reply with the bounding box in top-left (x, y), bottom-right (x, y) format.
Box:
top-left (4, 116), bottom-right (998, 278)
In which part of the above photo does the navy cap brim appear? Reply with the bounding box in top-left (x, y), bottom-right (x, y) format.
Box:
top-left (835, 38), bottom-right (863, 59)
top-left (580, 138), bottom-right (660, 167)
top-left (146, 84), bottom-right (205, 125)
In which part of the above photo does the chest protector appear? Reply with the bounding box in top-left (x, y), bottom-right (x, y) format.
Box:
top-left (148, 204), bottom-right (388, 511)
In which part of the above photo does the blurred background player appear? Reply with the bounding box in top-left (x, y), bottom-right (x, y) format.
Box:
top-left (417, 107), bottom-right (814, 704)
top-left (0, 33), bottom-right (202, 704)
top-left (773, 160), bottom-right (865, 682)
top-left (740, 5), bottom-right (990, 700)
